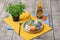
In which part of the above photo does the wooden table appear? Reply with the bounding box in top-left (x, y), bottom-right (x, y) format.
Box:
top-left (0, 0), bottom-right (60, 40)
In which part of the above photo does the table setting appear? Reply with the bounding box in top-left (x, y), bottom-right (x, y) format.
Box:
top-left (4, 2), bottom-right (52, 40)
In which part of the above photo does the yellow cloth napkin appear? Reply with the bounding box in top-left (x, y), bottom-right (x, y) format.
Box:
top-left (4, 12), bottom-right (52, 40)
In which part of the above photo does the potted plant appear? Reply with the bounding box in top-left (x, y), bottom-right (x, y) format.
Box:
top-left (6, 2), bottom-right (25, 22)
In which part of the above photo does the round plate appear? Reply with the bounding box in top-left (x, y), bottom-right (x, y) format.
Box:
top-left (23, 20), bottom-right (43, 33)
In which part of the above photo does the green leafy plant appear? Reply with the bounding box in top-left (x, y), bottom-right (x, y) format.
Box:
top-left (6, 2), bottom-right (25, 17)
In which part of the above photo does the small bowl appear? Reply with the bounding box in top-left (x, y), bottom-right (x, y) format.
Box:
top-left (23, 20), bottom-right (43, 33)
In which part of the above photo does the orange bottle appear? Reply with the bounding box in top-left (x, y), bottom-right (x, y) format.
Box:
top-left (36, 3), bottom-right (44, 19)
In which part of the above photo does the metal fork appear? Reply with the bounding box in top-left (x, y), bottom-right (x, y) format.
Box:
top-left (19, 21), bottom-right (23, 35)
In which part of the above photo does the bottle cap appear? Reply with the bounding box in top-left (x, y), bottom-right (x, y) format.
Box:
top-left (38, 3), bottom-right (42, 8)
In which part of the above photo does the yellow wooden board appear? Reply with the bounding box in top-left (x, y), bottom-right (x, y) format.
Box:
top-left (4, 12), bottom-right (52, 40)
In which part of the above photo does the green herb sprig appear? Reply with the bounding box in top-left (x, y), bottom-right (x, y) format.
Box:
top-left (6, 2), bottom-right (25, 17)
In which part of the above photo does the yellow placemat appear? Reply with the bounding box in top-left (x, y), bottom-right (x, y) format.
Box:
top-left (20, 15), bottom-right (52, 40)
top-left (4, 12), bottom-right (52, 40)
